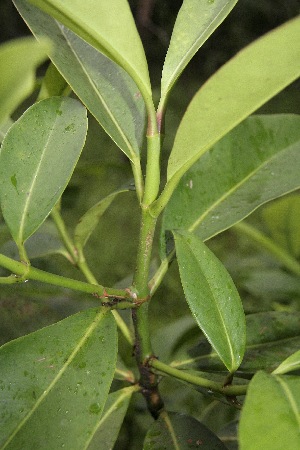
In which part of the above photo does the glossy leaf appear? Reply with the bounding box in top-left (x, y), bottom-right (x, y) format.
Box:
top-left (160, 0), bottom-right (238, 107)
top-left (174, 231), bottom-right (246, 372)
top-left (0, 308), bottom-right (117, 449)
top-left (74, 188), bottom-right (129, 252)
top-left (14, 0), bottom-right (146, 162)
top-left (87, 386), bottom-right (135, 450)
top-left (0, 37), bottom-right (50, 123)
top-left (143, 411), bottom-right (227, 449)
top-left (262, 194), bottom-right (300, 258)
top-left (273, 350), bottom-right (300, 375)
top-left (162, 115), bottom-right (300, 246)
top-left (179, 312), bottom-right (300, 373)
top-left (29, 0), bottom-right (151, 98)
top-left (0, 97), bottom-right (87, 245)
top-left (167, 16), bottom-right (300, 183)
top-left (239, 372), bottom-right (300, 450)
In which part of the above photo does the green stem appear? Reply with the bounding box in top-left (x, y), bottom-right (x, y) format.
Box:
top-left (80, 264), bottom-right (134, 347)
top-left (132, 208), bottom-right (164, 417)
top-left (51, 206), bottom-right (77, 263)
top-left (0, 252), bottom-right (126, 298)
top-left (130, 158), bottom-right (144, 203)
top-left (149, 170), bottom-right (182, 218)
top-left (149, 358), bottom-right (248, 397)
top-left (142, 133), bottom-right (161, 207)
top-left (132, 209), bottom-right (157, 360)
top-left (0, 275), bottom-right (21, 284)
top-left (233, 221), bottom-right (300, 277)
top-left (148, 249), bottom-right (175, 296)
top-left (51, 206), bottom-right (134, 345)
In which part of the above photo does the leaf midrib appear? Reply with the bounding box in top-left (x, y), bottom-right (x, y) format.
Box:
top-left (163, 1), bottom-right (232, 97)
top-left (188, 139), bottom-right (300, 234)
top-left (180, 236), bottom-right (235, 369)
top-left (3, 309), bottom-right (106, 448)
top-left (276, 376), bottom-right (300, 429)
top-left (59, 24), bottom-right (138, 162)
top-left (173, 335), bottom-right (300, 368)
top-left (18, 106), bottom-right (62, 243)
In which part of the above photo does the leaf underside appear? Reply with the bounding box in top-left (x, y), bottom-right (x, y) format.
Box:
top-left (14, 0), bottom-right (146, 162)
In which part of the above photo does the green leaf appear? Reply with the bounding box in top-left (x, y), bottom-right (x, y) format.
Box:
top-left (0, 308), bottom-right (117, 449)
top-left (143, 411), bottom-right (227, 449)
top-left (14, 0), bottom-right (146, 163)
top-left (162, 115), bottom-right (300, 246)
top-left (29, 0), bottom-right (151, 99)
top-left (160, 0), bottom-right (238, 107)
top-left (0, 97), bottom-right (87, 246)
top-left (74, 188), bottom-right (129, 252)
top-left (168, 368), bottom-right (249, 407)
top-left (174, 231), bottom-right (246, 372)
top-left (180, 312), bottom-right (300, 373)
top-left (262, 194), bottom-right (300, 259)
top-left (0, 221), bottom-right (68, 260)
top-left (114, 355), bottom-right (135, 383)
top-left (38, 62), bottom-right (70, 100)
top-left (0, 118), bottom-right (13, 143)
top-left (273, 350), bottom-right (300, 375)
top-left (241, 268), bottom-right (300, 302)
top-left (0, 37), bottom-right (50, 123)
top-left (239, 372), bottom-right (300, 450)
top-left (87, 386), bottom-right (135, 450)
top-left (167, 16), bottom-right (300, 184)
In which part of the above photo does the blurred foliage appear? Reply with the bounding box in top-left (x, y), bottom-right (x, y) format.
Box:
top-left (0, 0), bottom-right (299, 350)
top-left (0, 2), bottom-right (299, 447)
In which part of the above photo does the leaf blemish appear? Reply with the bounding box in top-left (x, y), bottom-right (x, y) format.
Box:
top-left (10, 174), bottom-right (18, 192)
top-left (64, 123), bottom-right (75, 132)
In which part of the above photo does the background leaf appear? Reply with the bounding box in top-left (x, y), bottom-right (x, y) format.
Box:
top-left (0, 36), bottom-right (50, 123)
top-left (262, 194), bottom-right (300, 259)
top-left (179, 312), bottom-right (300, 373)
top-left (160, 0), bottom-right (238, 106)
top-left (174, 231), bottom-right (246, 372)
top-left (14, 0), bottom-right (146, 163)
top-left (74, 188), bottom-right (129, 252)
top-left (0, 308), bottom-right (117, 449)
top-left (0, 221), bottom-right (69, 260)
top-left (239, 372), bottom-right (300, 450)
top-left (167, 16), bottom-right (300, 183)
top-left (143, 411), bottom-right (227, 449)
top-left (273, 350), bottom-right (300, 375)
top-left (87, 386), bottom-right (135, 450)
top-left (162, 114), bottom-right (300, 250)
top-left (0, 96), bottom-right (87, 245)
top-left (38, 62), bottom-right (69, 100)
top-left (29, 0), bottom-right (151, 98)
